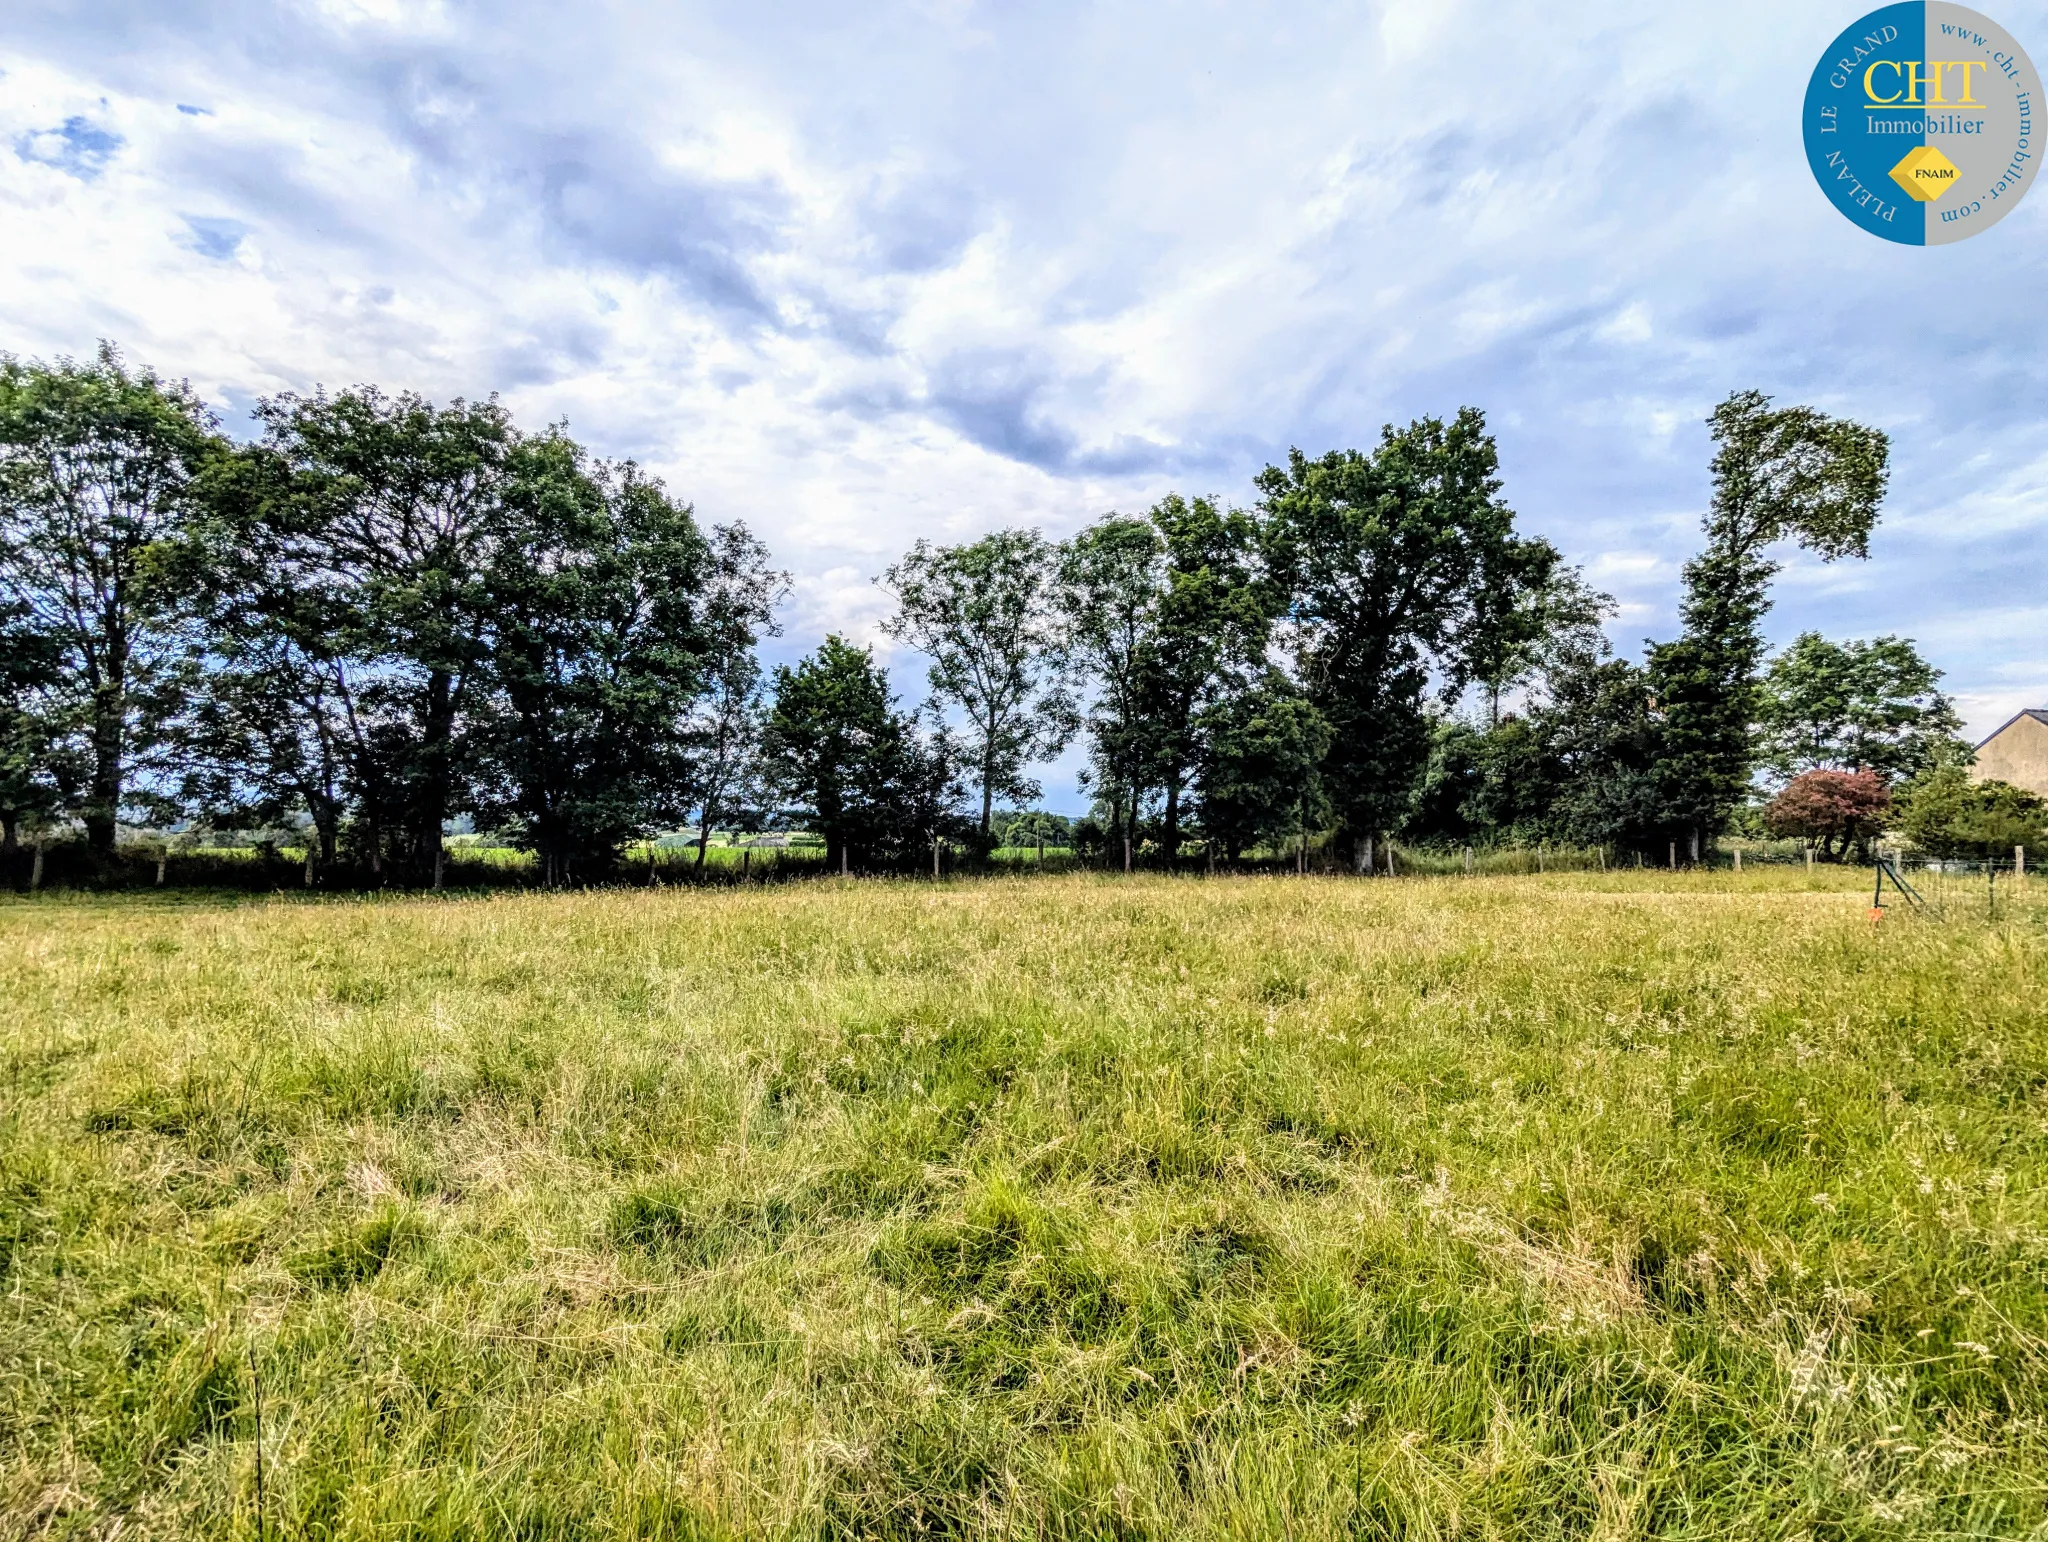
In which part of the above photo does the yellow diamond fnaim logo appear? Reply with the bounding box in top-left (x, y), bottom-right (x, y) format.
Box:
top-left (1890, 145), bottom-right (1961, 202)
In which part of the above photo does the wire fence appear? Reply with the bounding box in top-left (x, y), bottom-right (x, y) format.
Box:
top-left (2, 831), bottom-right (2034, 896)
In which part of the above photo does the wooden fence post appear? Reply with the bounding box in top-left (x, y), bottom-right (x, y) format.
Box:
top-left (933, 833), bottom-right (941, 880)
top-left (1733, 848), bottom-right (1742, 873)
top-left (1668, 841), bottom-right (1676, 870)
top-left (30, 838), bottom-right (43, 892)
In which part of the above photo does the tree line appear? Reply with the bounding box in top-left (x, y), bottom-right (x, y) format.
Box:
top-left (2, 344), bottom-right (2036, 886)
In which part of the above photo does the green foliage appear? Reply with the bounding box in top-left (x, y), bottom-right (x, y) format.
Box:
top-left (468, 446), bottom-right (720, 877)
top-left (1055, 514), bottom-right (1164, 852)
top-left (1258, 409), bottom-right (1555, 846)
top-left (1406, 713), bottom-right (1560, 846)
top-left (1647, 391), bottom-right (1890, 847)
top-left (763, 635), bottom-right (960, 870)
top-left (1758, 631), bottom-right (1962, 782)
top-left (0, 343), bottom-right (225, 852)
top-left (1141, 494), bottom-right (1277, 858)
top-left (991, 808), bottom-right (1071, 849)
top-left (224, 386), bottom-right (526, 877)
top-left (883, 528), bottom-right (1069, 833)
top-left (0, 597), bottom-right (87, 846)
top-left (0, 352), bottom-right (1962, 886)
top-left (678, 524), bottom-right (784, 871)
top-left (1193, 670), bottom-right (1330, 858)
top-left (1896, 766), bottom-right (2048, 858)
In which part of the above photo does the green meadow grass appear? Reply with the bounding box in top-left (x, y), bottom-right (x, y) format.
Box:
top-left (2, 870), bottom-right (2044, 1539)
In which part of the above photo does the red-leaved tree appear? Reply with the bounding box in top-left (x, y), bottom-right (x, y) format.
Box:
top-left (1763, 768), bottom-right (1890, 861)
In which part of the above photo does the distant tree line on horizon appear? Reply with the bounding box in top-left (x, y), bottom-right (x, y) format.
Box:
top-left (1, 342), bottom-right (2040, 888)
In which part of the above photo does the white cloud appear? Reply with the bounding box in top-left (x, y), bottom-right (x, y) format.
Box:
top-left (3, 0), bottom-right (2046, 790)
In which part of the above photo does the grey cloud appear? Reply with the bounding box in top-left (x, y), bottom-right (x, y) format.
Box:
top-left (925, 349), bottom-right (1077, 469)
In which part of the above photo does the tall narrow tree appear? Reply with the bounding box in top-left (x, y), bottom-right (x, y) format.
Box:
top-left (685, 524), bottom-right (784, 870)
top-left (882, 529), bottom-right (1068, 839)
top-left (1647, 391), bottom-right (1888, 852)
top-left (0, 345), bottom-right (221, 854)
top-left (1142, 495), bottom-right (1276, 863)
top-left (1056, 517), bottom-right (1165, 860)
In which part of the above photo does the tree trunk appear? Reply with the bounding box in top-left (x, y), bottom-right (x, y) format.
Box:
top-left (981, 762), bottom-right (995, 836)
top-left (1163, 780), bottom-right (1181, 867)
top-left (1, 814), bottom-right (16, 854)
top-left (696, 803), bottom-right (713, 870)
top-left (418, 668), bottom-right (456, 875)
top-left (85, 684), bottom-right (124, 857)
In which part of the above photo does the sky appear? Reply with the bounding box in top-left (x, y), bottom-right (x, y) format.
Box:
top-left (3, 0), bottom-right (2044, 811)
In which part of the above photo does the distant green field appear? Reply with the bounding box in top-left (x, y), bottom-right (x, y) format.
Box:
top-left (2, 870), bottom-right (2043, 1538)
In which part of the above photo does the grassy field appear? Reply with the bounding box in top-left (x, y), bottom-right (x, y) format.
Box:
top-left (2, 871), bottom-right (2044, 1539)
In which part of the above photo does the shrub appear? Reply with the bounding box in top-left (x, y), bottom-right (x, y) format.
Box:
top-left (1895, 767), bottom-right (2048, 859)
top-left (1761, 768), bottom-right (1889, 860)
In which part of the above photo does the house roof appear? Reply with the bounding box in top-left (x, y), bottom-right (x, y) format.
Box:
top-left (1977, 708), bottom-right (2048, 750)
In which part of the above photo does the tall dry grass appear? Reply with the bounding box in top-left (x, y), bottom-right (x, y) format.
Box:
top-left (1, 869), bottom-right (2043, 1538)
